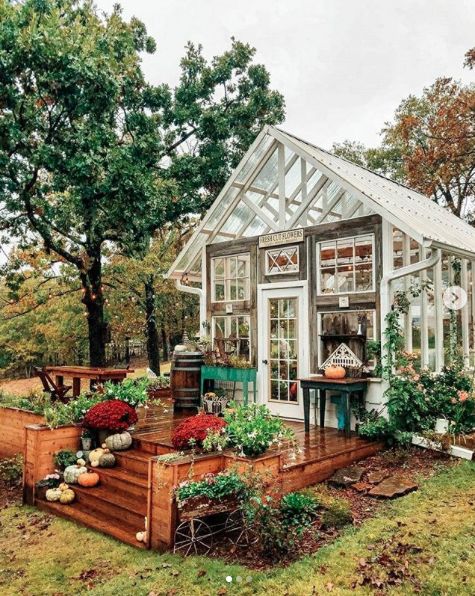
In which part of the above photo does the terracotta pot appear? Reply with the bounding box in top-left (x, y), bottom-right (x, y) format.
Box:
top-left (324, 366), bottom-right (346, 380)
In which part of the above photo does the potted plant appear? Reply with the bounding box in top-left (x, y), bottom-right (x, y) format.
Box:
top-left (83, 399), bottom-right (138, 445)
top-left (35, 472), bottom-right (61, 500)
top-left (146, 376), bottom-right (172, 400)
top-left (80, 429), bottom-right (93, 451)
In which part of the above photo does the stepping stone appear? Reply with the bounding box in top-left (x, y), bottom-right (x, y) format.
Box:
top-left (368, 476), bottom-right (418, 499)
top-left (367, 470), bottom-right (390, 484)
top-left (329, 466), bottom-right (364, 487)
top-left (352, 481), bottom-right (373, 493)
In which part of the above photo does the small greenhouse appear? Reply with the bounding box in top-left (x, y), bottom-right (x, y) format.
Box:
top-left (167, 125), bottom-right (475, 427)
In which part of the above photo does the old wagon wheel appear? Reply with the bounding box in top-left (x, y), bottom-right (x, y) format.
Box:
top-left (225, 509), bottom-right (258, 547)
top-left (173, 519), bottom-right (213, 556)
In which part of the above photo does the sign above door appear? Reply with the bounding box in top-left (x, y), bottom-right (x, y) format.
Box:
top-left (258, 228), bottom-right (304, 248)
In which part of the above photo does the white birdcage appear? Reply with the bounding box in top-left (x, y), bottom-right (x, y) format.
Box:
top-left (321, 343), bottom-right (363, 370)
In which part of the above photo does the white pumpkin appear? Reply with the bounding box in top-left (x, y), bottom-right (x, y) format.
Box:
top-left (45, 488), bottom-right (62, 502)
top-left (63, 464), bottom-right (87, 484)
top-left (105, 431), bottom-right (132, 451)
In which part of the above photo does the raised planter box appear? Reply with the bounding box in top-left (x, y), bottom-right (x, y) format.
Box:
top-left (23, 423), bottom-right (82, 505)
top-left (0, 406), bottom-right (45, 458)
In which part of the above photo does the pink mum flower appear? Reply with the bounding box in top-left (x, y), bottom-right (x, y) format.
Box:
top-left (458, 390), bottom-right (469, 403)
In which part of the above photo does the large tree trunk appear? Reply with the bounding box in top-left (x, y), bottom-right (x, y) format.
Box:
top-left (145, 276), bottom-right (160, 375)
top-left (81, 248), bottom-right (107, 367)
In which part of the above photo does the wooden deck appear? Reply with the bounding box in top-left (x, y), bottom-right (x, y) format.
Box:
top-left (32, 401), bottom-right (382, 550)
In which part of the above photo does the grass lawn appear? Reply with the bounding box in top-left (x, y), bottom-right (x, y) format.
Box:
top-left (0, 461), bottom-right (474, 595)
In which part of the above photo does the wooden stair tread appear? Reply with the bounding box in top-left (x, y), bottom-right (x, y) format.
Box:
top-left (114, 448), bottom-right (153, 462)
top-left (73, 484), bottom-right (147, 516)
top-left (37, 499), bottom-right (146, 548)
top-left (87, 465), bottom-right (148, 486)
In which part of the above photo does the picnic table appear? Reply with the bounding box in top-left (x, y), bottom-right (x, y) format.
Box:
top-left (44, 365), bottom-right (134, 397)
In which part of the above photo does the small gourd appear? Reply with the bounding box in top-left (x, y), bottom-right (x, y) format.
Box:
top-left (77, 471), bottom-right (100, 487)
top-left (59, 487), bottom-right (75, 504)
top-left (99, 452), bottom-right (116, 468)
top-left (324, 365), bottom-right (346, 380)
top-left (63, 464), bottom-right (87, 484)
top-left (105, 431), bottom-right (132, 451)
top-left (77, 458), bottom-right (86, 467)
top-left (45, 488), bottom-right (62, 502)
top-left (136, 531), bottom-right (146, 542)
top-left (88, 448), bottom-right (106, 468)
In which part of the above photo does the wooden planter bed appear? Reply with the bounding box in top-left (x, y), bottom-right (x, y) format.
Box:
top-left (0, 406), bottom-right (45, 458)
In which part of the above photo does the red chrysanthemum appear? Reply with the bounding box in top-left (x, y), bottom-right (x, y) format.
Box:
top-left (171, 413), bottom-right (226, 450)
top-left (83, 399), bottom-right (138, 432)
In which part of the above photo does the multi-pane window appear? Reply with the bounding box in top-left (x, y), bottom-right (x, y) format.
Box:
top-left (212, 254), bottom-right (250, 302)
top-left (265, 246), bottom-right (299, 275)
top-left (212, 315), bottom-right (251, 361)
top-left (269, 298), bottom-right (299, 403)
top-left (318, 235), bottom-right (374, 295)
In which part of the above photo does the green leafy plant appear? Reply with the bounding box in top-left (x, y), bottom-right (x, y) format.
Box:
top-left (102, 379), bottom-right (149, 408)
top-left (280, 491), bottom-right (319, 530)
top-left (35, 472), bottom-right (61, 490)
top-left (224, 402), bottom-right (296, 457)
top-left (145, 376), bottom-right (171, 390)
top-left (175, 470), bottom-right (248, 505)
top-left (54, 450), bottom-right (77, 471)
top-left (0, 455), bottom-right (23, 486)
top-left (202, 429), bottom-right (229, 453)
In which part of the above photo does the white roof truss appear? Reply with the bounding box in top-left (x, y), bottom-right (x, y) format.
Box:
top-left (168, 126), bottom-right (475, 280)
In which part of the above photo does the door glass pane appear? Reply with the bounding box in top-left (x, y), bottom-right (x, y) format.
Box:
top-left (268, 297), bottom-right (299, 403)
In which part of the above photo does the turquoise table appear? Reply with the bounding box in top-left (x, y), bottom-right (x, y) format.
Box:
top-left (200, 365), bottom-right (257, 405)
top-left (299, 376), bottom-right (368, 437)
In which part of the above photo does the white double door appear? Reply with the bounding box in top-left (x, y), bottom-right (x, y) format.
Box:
top-left (257, 282), bottom-right (309, 420)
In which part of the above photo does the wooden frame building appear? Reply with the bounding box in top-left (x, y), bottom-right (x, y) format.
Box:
top-left (167, 126), bottom-right (475, 427)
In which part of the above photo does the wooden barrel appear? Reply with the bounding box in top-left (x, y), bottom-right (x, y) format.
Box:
top-left (171, 351), bottom-right (203, 410)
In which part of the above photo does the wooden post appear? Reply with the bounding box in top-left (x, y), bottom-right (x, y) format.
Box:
top-left (403, 234), bottom-right (413, 352)
top-left (420, 247), bottom-right (429, 369)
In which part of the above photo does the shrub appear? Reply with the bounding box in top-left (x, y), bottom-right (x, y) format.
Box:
top-left (280, 491), bottom-right (319, 529)
top-left (243, 492), bottom-right (318, 560)
top-left (54, 450), bottom-right (77, 470)
top-left (83, 399), bottom-right (138, 431)
top-left (358, 413), bottom-right (394, 442)
top-left (0, 455), bottom-right (23, 486)
top-left (171, 413), bottom-right (226, 450)
top-left (67, 393), bottom-right (103, 423)
top-left (224, 402), bottom-right (295, 457)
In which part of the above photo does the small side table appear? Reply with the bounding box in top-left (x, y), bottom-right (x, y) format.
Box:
top-left (299, 376), bottom-right (368, 437)
top-left (200, 365), bottom-right (257, 405)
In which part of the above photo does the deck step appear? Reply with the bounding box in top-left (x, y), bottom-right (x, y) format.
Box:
top-left (37, 499), bottom-right (147, 548)
top-left (113, 449), bottom-right (151, 477)
top-left (72, 484), bottom-right (147, 527)
top-left (87, 465), bottom-right (148, 499)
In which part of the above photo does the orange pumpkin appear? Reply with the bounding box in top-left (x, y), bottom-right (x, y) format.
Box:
top-left (324, 365), bottom-right (346, 379)
top-left (77, 472), bottom-right (100, 487)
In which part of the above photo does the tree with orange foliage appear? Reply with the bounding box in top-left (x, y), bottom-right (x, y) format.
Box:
top-left (382, 75), bottom-right (475, 221)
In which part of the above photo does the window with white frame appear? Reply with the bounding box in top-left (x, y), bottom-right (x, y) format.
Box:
top-left (212, 315), bottom-right (251, 361)
top-left (212, 254), bottom-right (250, 302)
top-left (318, 234), bottom-right (374, 295)
top-left (265, 245), bottom-right (299, 275)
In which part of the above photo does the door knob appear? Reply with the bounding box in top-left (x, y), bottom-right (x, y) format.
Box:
top-left (262, 359), bottom-right (268, 365)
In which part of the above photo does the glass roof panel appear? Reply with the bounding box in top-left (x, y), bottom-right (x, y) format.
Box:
top-left (219, 200), bottom-right (251, 236)
top-left (285, 158), bottom-right (302, 197)
top-left (205, 185), bottom-right (239, 228)
top-left (235, 134), bottom-right (273, 183)
top-left (242, 214), bottom-right (270, 237)
top-left (252, 147), bottom-right (278, 192)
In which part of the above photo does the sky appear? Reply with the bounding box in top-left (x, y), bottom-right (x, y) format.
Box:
top-left (95, 0), bottom-right (475, 148)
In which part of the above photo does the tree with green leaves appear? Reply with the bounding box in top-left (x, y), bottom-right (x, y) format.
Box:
top-left (0, 0), bottom-right (284, 365)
